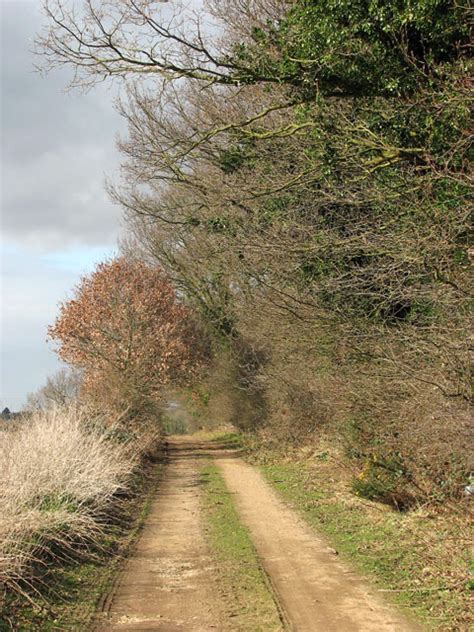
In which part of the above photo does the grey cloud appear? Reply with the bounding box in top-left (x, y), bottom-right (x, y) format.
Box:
top-left (1, 0), bottom-right (125, 250)
top-left (0, 0), bottom-right (126, 408)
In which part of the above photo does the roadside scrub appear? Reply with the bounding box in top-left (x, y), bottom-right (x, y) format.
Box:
top-left (0, 407), bottom-right (162, 630)
top-left (200, 462), bottom-right (284, 632)
top-left (256, 446), bottom-right (473, 632)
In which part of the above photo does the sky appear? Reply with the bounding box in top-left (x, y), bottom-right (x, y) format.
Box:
top-left (0, 0), bottom-right (125, 409)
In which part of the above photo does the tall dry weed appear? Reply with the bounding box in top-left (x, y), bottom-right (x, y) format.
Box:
top-left (0, 407), bottom-right (138, 595)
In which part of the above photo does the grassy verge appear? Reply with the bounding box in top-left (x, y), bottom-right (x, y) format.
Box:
top-left (210, 432), bottom-right (245, 449)
top-left (1, 560), bottom-right (117, 632)
top-left (200, 462), bottom-right (284, 632)
top-left (189, 428), bottom-right (244, 447)
top-left (1, 459), bottom-right (164, 631)
top-left (260, 458), bottom-right (473, 631)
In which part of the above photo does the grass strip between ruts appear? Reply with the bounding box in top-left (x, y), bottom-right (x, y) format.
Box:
top-left (200, 462), bottom-right (285, 632)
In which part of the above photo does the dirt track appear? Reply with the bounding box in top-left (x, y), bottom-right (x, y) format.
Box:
top-left (218, 457), bottom-right (420, 632)
top-left (96, 440), bottom-right (228, 631)
top-left (96, 437), bottom-right (420, 631)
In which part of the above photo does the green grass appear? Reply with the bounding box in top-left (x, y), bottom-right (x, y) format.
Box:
top-left (261, 461), bottom-right (473, 631)
top-left (211, 432), bottom-right (245, 448)
top-left (0, 559), bottom-right (118, 631)
top-left (0, 461), bottom-right (164, 632)
top-left (200, 463), bottom-right (284, 632)
top-left (191, 429), bottom-right (246, 449)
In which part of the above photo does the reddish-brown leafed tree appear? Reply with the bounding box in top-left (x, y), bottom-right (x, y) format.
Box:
top-left (49, 257), bottom-right (206, 417)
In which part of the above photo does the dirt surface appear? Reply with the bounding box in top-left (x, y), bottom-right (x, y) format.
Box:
top-left (95, 440), bottom-right (229, 631)
top-left (217, 457), bottom-right (421, 632)
top-left (96, 437), bottom-right (422, 631)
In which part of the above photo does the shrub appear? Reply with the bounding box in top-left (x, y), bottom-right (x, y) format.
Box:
top-left (352, 454), bottom-right (416, 510)
top-left (0, 407), bottom-right (138, 595)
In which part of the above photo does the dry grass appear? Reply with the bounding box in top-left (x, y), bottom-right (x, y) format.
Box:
top-left (0, 407), bottom-right (140, 598)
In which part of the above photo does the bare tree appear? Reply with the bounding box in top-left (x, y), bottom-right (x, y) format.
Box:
top-left (37, 0), bottom-right (287, 90)
top-left (37, 0), bottom-right (473, 502)
top-left (25, 367), bottom-right (83, 411)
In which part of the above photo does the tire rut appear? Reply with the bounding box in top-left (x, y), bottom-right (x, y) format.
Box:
top-left (95, 440), bottom-right (227, 631)
top-left (95, 437), bottom-right (422, 632)
top-left (217, 456), bottom-right (422, 632)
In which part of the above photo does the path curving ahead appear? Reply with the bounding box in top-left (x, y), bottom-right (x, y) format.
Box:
top-left (96, 437), bottom-right (421, 632)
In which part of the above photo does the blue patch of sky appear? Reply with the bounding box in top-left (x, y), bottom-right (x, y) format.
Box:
top-left (1, 243), bottom-right (116, 410)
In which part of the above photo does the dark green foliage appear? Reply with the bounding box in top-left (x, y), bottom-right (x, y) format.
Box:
top-left (231, 0), bottom-right (471, 98)
top-left (218, 141), bottom-right (256, 174)
top-left (352, 453), bottom-right (414, 509)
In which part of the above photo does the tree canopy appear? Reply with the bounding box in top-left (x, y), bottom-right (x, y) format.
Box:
top-left (41, 0), bottom-right (473, 500)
